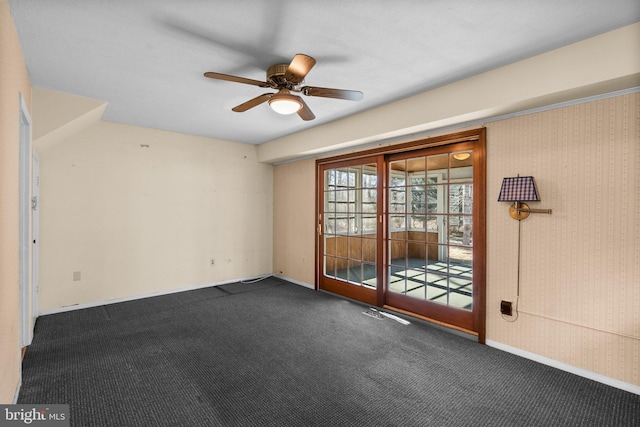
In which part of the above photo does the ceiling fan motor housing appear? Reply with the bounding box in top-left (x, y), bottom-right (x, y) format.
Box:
top-left (267, 63), bottom-right (299, 87)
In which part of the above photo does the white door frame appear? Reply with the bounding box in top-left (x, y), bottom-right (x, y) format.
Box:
top-left (32, 152), bottom-right (40, 326)
top-left (18, 93), bottom-right (33, 347)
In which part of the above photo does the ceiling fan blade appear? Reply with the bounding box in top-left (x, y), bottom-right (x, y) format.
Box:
top-left (285, 54), bottom-right (316, 84)
top-left (162, 0), bottom-right (288, 71)
top-left (204, 72), bottom-right (269, 87)
top-left (297, 97), bottom-right (316, 121)
top-left (232, 93), bottom-right (273, 112)
top-left (303, 86), bottom-right (364, 101)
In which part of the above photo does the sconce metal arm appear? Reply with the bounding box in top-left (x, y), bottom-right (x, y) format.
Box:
top-left (509, 201), bottom-right (552, 220)
top-left (516, 206), bottom-right (552, 214)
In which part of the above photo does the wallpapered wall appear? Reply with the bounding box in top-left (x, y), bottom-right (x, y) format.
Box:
top-left (486, 91), bottom-right (639, 386)
top-left (273, 91), bottom-right (640, 387)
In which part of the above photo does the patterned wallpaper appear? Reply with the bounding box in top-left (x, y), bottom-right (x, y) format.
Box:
top-left (485, 92), bottom-right (639, 385)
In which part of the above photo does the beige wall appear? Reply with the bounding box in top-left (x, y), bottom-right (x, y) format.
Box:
top-left (486, 92), bottom-right (639, 387)
top-left (272, 92), bottom-right (640, 388)
top-left (0, 0), bottom-right (32, 403)
top-left (34, 92), bottom-right (273, 310)
top-left (273, 158), bottom-right (316, 285)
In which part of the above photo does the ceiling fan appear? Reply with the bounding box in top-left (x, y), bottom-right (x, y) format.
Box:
top-left (204, 54), bottom-right (363, 121)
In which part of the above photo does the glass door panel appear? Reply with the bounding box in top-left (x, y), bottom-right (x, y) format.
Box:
top-left (319, 158), bottom-right (382, 305)
top-left (386, 147), bottom-right (476, 330)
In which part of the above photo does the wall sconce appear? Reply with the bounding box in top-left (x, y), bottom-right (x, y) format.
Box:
top-left (497, 175), bottom-right (552, 220)
top-left (497, 175), bottom-right (552, 321)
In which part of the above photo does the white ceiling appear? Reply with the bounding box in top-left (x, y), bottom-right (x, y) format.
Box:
top-left (9, 0), bottom-right (640, 145)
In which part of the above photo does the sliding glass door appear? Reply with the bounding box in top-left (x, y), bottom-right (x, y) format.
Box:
top-left (316, 130), bottom-right (485, 339)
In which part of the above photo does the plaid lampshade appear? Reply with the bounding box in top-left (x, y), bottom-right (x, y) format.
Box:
top-left (497, 176), bottom-right (540, 202)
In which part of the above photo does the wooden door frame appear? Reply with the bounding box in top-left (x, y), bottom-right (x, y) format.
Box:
top-left (315, 129), bottom-right (486, 343)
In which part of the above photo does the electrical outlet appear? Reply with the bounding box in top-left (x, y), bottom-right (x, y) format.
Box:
top-left (210, 258), bottom-right (215, 266)
top-left (500, 300), bottom-right (512, 316)
top-left (73, 271), bottom-right (81, 281)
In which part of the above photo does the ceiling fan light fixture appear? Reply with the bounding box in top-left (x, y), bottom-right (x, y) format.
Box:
top-left (269, 92), bottom-right (303, 115)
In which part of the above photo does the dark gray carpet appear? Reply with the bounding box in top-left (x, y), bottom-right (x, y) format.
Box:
top-left (19, 278), bottom-right (639, 426)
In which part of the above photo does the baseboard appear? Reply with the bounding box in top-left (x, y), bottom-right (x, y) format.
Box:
top-left (12, 379), bottom-right (21, 404)
top-left (273, 274), bottom-right (314, 289)
top-left (38, 273), bottom-right (274, 316)
top-left (486, 339), bottom-right (640, 396)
